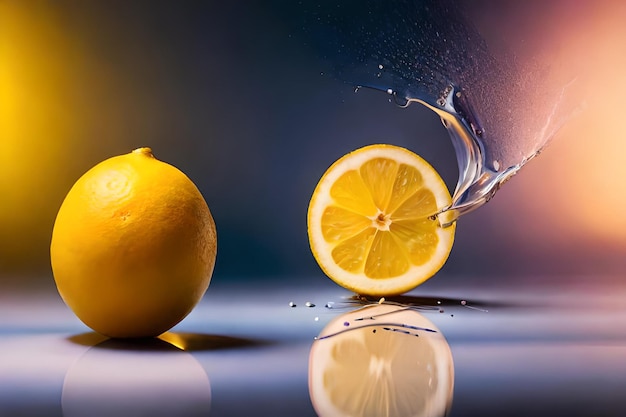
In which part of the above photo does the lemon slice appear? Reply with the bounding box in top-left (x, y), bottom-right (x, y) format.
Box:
top-left (309, 304), bottom-right (454, 417)
top-left (307, 144), bottom-right (455, 296)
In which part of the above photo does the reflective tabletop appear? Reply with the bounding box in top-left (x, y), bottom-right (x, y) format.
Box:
top-left (1, 277), bottom-right (625, 417)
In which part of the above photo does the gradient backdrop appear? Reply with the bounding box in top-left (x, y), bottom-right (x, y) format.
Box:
top-left (1, 0), bottom-right (625, 290)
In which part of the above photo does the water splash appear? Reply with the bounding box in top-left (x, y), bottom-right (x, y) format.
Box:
top-left (300, 0), bottom-right (580, 222)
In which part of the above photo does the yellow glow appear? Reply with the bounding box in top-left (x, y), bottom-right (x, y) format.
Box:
top-left (159, 332), bottom-right (188, 350)
top-left (0, 2), bottom-right (86, 268)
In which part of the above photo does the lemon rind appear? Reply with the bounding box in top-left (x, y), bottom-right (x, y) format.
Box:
top-left (308, 144), bottom-right (455, 296)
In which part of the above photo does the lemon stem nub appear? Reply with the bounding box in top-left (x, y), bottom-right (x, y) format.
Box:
top-left (132, 147), bottom-right (154, 158)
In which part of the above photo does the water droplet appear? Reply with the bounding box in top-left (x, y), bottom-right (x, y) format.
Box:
top-left (493, 160), bottom-right (500, 171)
top-left (305, 301), bottom-right (315, 308)
top-left (437, 85), bottom-right (453, 107)
top-left (386, 88), bottom-right (393, 95)
top-left (325, 302), bottom-right (334, 309)
top-left (460, 300), bottom-right (489, 312)
top-left (378, 64), bottom-right (384, 70)
top-left (314, 316), bottom-right (319, 321)
top-left (289, 301), bottom-right (296, 308)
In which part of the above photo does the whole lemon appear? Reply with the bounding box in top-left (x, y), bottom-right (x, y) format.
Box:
top-left (50, 147), bottom-right (217, 338)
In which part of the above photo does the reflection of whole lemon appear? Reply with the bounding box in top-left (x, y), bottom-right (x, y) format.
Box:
top-left (50, 148), bottom-right (217, 338)
top-left (62, 339), bottom-right (211, 417)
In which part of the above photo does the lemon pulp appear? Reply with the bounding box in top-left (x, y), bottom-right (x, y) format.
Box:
top-left (308, 144), bottom-right (455, 296)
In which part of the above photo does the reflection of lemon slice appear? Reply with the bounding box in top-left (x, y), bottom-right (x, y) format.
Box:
top-left (307, 144), bottom-right (455, 296)
top-left (309, 304), bottom-right (454, 417)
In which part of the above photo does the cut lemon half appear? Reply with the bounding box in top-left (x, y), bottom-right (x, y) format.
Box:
top-left (307, 144), bottom-right (455, 296)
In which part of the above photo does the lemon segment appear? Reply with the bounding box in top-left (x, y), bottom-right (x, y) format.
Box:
top-left (321, 206), bottom-right (372, 243)
top-left (330, 170), bottom-right (378, 216)
top-left (360, 157), bottom-right (399, 211)
top-left (308, 144), bottom-right (455, 296)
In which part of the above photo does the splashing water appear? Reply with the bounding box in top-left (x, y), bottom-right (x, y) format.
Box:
top-left (300, 0), bottom-right (579, 224)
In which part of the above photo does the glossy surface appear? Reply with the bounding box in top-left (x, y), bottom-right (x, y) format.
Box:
top-left (1, 278), bottom-right (625, 416)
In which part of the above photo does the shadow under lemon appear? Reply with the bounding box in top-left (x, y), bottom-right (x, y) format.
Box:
top-left (309, 304), bottom-right (454, 417)
top-left (62, 332), bottom-right (267, 417)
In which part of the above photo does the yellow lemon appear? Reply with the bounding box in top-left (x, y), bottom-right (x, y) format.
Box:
top-left (307, 144), bottom-right (455, 296)
top-left (50, 147), bottom-right (217, 338)
top-left (309, 303), bottom-right (454, 417)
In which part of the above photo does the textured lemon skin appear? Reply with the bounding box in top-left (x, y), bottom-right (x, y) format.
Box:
top-left (50, 148), bottom-right (216, 338)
